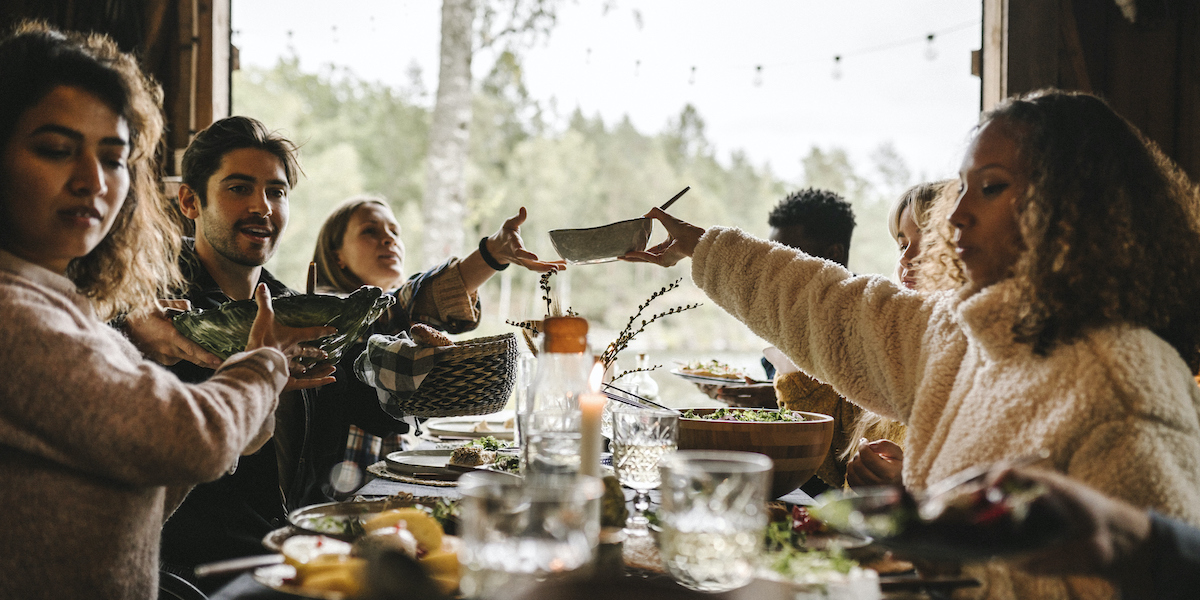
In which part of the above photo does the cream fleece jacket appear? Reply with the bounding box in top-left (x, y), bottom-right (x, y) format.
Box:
top-left (0, 251), bottom-right (288, 599)
top-left (692, 227), bottom-right (1200, 600)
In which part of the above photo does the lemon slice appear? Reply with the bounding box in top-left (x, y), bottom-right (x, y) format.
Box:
top-left (362, 508), bottom-right (443, 552)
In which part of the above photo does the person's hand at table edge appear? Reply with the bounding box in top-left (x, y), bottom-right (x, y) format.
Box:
top-left (620, 207), bottom-right (706, 268)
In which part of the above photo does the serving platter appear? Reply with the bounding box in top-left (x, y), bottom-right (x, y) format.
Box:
top-left (424, 411), bottom-right (515, 440)
top-left (670, 369), bottom-right (760, 387)
top-left (287, 497), bottom-right (425, 539)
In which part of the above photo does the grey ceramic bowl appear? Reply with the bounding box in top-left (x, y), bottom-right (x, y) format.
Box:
top-left (548, 217), bottom-right (653, 264)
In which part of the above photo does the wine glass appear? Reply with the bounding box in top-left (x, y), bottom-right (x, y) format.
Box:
top-left (611, 403), bottom-right (678, 535)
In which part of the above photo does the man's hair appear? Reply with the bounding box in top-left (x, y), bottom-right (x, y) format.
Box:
top-left (768, 188), bottom-right (856, 250)
top-left (181, 115), bottom-right (301, 205)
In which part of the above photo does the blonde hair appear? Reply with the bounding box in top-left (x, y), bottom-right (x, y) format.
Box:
top-left (842, 179), bottom-right (962, 464)
top-left (313, 195), bottom-right (396, 293)
top-left (0, 22), bottom-right (182, 320)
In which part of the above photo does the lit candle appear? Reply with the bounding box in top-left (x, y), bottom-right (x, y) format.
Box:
top-left (306, 261), bottom-right (316, 295)
top-left (578, 361), bottom-right (606, 478)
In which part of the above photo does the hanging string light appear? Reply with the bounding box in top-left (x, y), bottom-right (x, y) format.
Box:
top-left (924, 33), bottom-right (938, 60)
top-left (688, 65), bottom-right (696, 85)
top-left (586, 47), bottom-right (592, 65)
top-left (753, 65), bottom-right (763, 87)
top-left (635, 59), bottom-right (641, 77)
top-left (831, 55), bottom-right (842, 80)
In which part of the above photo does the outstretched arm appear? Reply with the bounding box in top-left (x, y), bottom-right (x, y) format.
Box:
top-left (459, 207), bottom-right (566, 292)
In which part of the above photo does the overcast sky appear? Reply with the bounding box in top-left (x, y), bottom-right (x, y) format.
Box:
top-left (232, 0), bottom-right (983, 186)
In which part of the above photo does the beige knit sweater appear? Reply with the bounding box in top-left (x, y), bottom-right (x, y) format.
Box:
top-left (692, 228), bottom-right (1200, 600)
top-left (0, 251), bottom-right (287, 599)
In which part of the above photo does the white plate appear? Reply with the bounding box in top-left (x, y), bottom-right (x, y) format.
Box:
top-left (670, 368), bottom-right (761, 387)
top-left (424, 411), bottom-right (514, 440)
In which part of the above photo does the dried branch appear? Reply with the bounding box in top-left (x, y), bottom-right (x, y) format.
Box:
top-left (600, 278), bottom-right (701, 369)
top-left (611, 364), bottom-right (663, 383)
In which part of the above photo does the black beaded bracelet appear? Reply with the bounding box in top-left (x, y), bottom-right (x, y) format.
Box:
top-left (479, 237), bottom-right (509, 271)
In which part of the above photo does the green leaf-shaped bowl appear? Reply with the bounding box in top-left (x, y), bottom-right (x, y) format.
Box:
top-left (172, 286), bottom-right (395, 367)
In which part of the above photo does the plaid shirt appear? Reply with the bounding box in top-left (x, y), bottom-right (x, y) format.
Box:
top-left (337, 258), bottom-right (479, 472)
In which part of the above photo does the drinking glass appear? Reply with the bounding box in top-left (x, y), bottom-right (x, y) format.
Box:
top-left (513, 353), bottom-right (537, 449)
top-left (522, 410), bottom-right (581, 477)
top-left (458, 472), bottom-right (603, 599)
top-left (611, 403), bottom-right (677, 535)
top-left (657, 450), bottom-right (772, 592)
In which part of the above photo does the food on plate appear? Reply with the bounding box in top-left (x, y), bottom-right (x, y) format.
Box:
top-left (294, 514), bottom-right (366, 538)
top-left (470, 420), bottom-right (494, 433)
top-left (678, 359), bottom-right (746, 379)
top-left (363, 508), bottom-right (444, 553)
top-left (791, 506), bottom-right (830, 535)
top-left (278, 507), bottom-right (460, 597)
top-left (410, 323), bottom-right (455, 347)
top-left (280, 535), bottom-right (366, 596)
top-left (680, 407), bottom-right (813, 422)
top-left (448, 446), bottom-right (494, 468)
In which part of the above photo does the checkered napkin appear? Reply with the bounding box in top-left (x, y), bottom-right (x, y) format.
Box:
top-left (354, 332), bottom-right (449, 411)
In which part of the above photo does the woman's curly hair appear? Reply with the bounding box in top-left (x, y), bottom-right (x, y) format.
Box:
top-left (988, 89), bottom-right (1200, 373)
top-left (0, 22), bottom-right (181, 320)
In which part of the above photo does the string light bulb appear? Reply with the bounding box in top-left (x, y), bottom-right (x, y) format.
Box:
top-left (754, 65), bottom-right (763, 87)
top-left (689, 65), bottom-right (696, 85)
top-left (831, 55), bottom-right (843, 80)
top-left (635, 59), bottom-right (641, 77)
top-left (924, 33), bottom-right (938, 60)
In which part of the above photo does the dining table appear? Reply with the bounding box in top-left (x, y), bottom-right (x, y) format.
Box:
top-left (206, 429), bottom-right (971, 600)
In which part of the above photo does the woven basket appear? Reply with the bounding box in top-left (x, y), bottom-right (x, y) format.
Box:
top-left (389, 333), bottom-right (517, 418)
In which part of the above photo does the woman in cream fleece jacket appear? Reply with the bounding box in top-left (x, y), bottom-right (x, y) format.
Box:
top-left (0, 25), bottom-right (329, 598)
top-left (626, 90), bottom-right (1200, 600)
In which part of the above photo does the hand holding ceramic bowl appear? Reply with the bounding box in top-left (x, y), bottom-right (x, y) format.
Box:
top-left (550, 186), bottom-right (690, 264)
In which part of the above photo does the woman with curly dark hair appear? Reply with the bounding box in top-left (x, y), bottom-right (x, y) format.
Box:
top-left (625, 89), bottom-right (1200, 600)
top-left (0, 22), bottom-right (328, 598)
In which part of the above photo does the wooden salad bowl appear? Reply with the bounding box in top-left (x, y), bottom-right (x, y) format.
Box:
top-left (677, 408), bottom-right (834, 499)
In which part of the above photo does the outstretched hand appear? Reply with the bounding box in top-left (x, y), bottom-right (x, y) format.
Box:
top-left (620, 207), bottom-right (706, 267)
top-left (486, 207), bottom-right (566, 273)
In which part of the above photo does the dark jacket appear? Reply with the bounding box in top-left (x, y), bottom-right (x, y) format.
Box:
top-left (159, 242), bottom-right (329, 574)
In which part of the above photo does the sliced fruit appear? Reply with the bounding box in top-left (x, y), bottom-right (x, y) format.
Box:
top-left (419, 546), bottom-right (460, 577)
top-left (429, 574), bottom-right (460, 596)
top-left (362, 508), bottom-right (443, 552)
top-left (300, 560), bottom-right (365, 596)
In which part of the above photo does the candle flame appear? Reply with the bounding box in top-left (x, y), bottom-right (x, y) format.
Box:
top-left (589, 361), bottom-right (604, 393)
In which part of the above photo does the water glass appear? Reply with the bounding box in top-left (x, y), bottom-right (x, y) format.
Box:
top-left (611, 403), bottom-right (677, 534)
top-left (513, 353), bottom-right (537, 449)
top-left (522, 410), bottom-right (581, 477)
top-left (658, 450), bottom-right (773, 592)
top-left (458, 472), bottom-right (603, 599)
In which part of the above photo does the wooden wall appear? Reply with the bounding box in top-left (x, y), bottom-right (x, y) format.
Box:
top-left (981, 0), bottom-right (1200, 182)
top-left (0, 0), bottom-right (232, 178)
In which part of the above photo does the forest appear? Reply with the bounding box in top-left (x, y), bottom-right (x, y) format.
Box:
top-left (233, 52), bottom-right (917, 357)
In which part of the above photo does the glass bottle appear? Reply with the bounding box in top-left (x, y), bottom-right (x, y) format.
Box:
top-left (625, 353), bottom-right (660, 403)
top-left (522, 316), bottom-right (591, 477)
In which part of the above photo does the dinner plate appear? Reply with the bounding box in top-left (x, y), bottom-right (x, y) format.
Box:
top-left (383, 449), bottom-right (462, 482)
top-left (384, 449), bottom-right (522, 482)
top-left (670, 369), bottom-right (760, 387)
top-left (424, 411), bottom-right (515, 440)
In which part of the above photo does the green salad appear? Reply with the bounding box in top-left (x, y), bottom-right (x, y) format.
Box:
top-left (681, 407), bottom-right (811, 422)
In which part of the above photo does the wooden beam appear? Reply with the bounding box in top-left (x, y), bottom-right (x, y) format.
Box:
top-left (981, 0), bottom-right (1006, 111)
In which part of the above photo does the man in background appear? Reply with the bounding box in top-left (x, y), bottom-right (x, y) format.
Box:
top-left (158, 116), bottom-right (342, 590)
